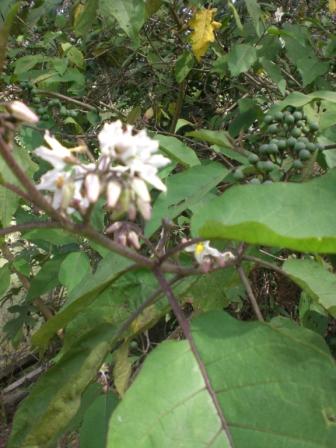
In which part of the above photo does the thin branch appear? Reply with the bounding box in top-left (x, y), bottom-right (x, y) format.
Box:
top-left (154, 268), bottom-right (234, 447)
top-left (243, 255), bottom-right (287, 277)
top-left (0, 221), bottom-right (59, 237)
top-left (37, 90), bottom-right (98, 112)
top-left (237, 266), bottom-right (264, 322)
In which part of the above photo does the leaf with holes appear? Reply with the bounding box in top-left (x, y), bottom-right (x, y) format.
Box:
top-left (107, 311), bottom-right (336, 447)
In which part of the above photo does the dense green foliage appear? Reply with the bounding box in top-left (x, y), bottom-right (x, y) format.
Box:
top-left (1, 1), bottom-right (336, 447)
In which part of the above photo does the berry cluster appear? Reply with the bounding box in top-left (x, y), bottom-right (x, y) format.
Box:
top-left (233, 107), bottom-right (323, 184)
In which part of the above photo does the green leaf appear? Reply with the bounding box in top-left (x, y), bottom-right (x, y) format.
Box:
top-left (283, 258), bottom-right (336, 317)
top-left (58, 252), bottom-right (91, 293)
top-left (145, 0), bottom-right (162, 17)
top-left (107, 312), bottom-right (336, 447)
top-left (62, 43), bottom-right (85, 69)
top-left (113, 342), bottom-right (132, 397)
top-left (187, 128), bottom-right (233, 149)
top-left (145, 162), bottom-right (229, 237)
top-left (32, 253), bottom-right (133, 349)
top-left (297, 56), bottom-right (330, 87)
top-left (260, 58), bottom-right (286, 95)
top-left (23, 228), bottom-right (77, 246)
top-left (0, 146), bottom-right (38, 226)
top-left (192, 169), bottom-right (336, 253)
top-left (80, 393), bottom-right (119, 448)
top-left (99, 0), bottom-right (146, 45)
top-left (8, 324), bottom-right (117, 448)
top-left (244, 0), bottom-right (263, 37)
top-left (270, 91), bottom-right (336, 114)
top-left (155, 134), bottom-right (200, 167)
top-left (0, 2), bottom-right (20, 74)
top-left (74, 0), bottom-right (99, 36)
top-left (227, 44), bottom-right (257, 77)
top-left (14, 54), bottom-right (47, 75)
top-left (0, 263), bottom-right (10, 299)
top-left (175, 51), bottom-right (194, 83)
top-left (26, 256), bottom-right (65, 301)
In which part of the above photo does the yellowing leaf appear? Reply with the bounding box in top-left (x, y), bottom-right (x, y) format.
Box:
top-left (113, 341), bottom-right (132, 398)
top-left (189, 8), bottom-right (221, 62)
top-left (329, 0), bottom-right (336, 13)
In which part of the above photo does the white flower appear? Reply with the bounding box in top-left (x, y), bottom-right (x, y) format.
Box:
top-left (98, 120), bottom-right (170, 193)
top-left (35, 131), bottom-right (77, 169)
top-left (274, 7), bottom-right (284, 23)
top-left (185, 241), bottom-right (236, 267)
top-left (7, 101), bottom-right (39, 124)
top-left (185, 241), bottom-right (222, 264)
top-left (107, 181), bottom-right (122, 208)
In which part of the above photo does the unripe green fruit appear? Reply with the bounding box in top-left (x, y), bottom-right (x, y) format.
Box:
top-left (37, 107), bottom-right (45, 114)
top-left (294, 141), bottom-right (306, 152)
top-left (259, 144), bottom-right (270, 154)
top-left (264, 114), bottom-right (273, 124)
top-left (293, 111), bottom-right (303, 121)
top-left (42, 114), bottom-right (49, 120)
top-left (277, 139), bottom-right (286, 149)
top-left (298, 137), bottom-right (309, 144)
top-left (263, 161), bottom-right (275, 171)
top-left (287, 137), bottom-right (297, 147)
top-left (284, 114), bottom-right (295, 125)
top-left (248, 153), bottom-right (259, 164)
top-left (293, 160), bottom-right (303, 169)
top-left (274, 111), bottom-right (283, 121)
top-left (296, 120), bottom-right (305, 128)
top-left (32, 97), bottom-right (40, 104)
top-left (299, 149), bottom-right (311, 161)
top-left (316, 143), bottom-right (324, 151)
top-left (268, 124), bottom-right (278, 134)
top-left (268, 143), bottom-right (279, 154)
top-left (250, 178), bottom-right (261, 184)
top-left (306, 142), bottom-right (316, 152)
top-left (233, 170), bottom-right (245, 180)
top-left (309, 122), bottom-right (319, 132)
top-left (291, 127), bottom-right (301, 138)
top-left (303, 126), bottom-right (310, 134)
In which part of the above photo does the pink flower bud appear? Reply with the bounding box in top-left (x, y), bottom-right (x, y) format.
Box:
top-left (7, 101), bottom-right (39, 123)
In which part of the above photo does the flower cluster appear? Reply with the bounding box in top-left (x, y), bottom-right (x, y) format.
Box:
top-left (34, 120), bottom-right (170, 220)
top-left (185, 241), bottom-right (236, 272)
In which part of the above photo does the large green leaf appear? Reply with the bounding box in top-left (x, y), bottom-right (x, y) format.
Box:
top-left (270, 90), bottom-right (336, 114)
top-left (145, 162), bottom-right (228, 237)
top-left (8, 324), bottom-right (117, 448)
top-left (99, 0), bottom-right (146, 45)
top-left (227, 44), bottom-right (257, 77)
top-left (244, 0), bottom-right (263, 37)
top-left (0, 146), bottom-right (38, 226)
top-left (107, 312), bottom-right (336, 447)
top-left (191, 170), bottom-right (336, 253)
top-left (74, 0), bottom-right (98, 36)
top-left (0, 2), bottom-right (19, 74)
top-left (187, 128), bottom-right (233, 149)
top-left (283, 258), bottom-right (336, 317)
top-left (27, 256), bottom-right (66, 301)
top-left (58, 252), bottom-right (91, 293)
top-left (155, 134), bottom-right (200, 167)
top-left (32, 253), bottom-right (133, 349)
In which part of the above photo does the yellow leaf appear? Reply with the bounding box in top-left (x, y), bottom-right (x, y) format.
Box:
top-left (113, 341), bottom-right (132, 398)
top-left (329, 0), bottom-right (336, 13)
top-left (130, 304), bottom-right (158, 334)
top-left (189, 8), bottom-right (221, 62)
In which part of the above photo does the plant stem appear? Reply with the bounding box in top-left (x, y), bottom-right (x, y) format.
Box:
top-left (237, 265), bottom-right (264, 322)
top-left (154, 268), bottom-right (234, 447)
top-left (0, 221), bottom-right (59, 236)
top-left (242, 255), bottom-right (287, 277)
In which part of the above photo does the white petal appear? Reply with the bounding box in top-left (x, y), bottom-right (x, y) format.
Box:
top-left (137, 198), bottom-right (151, 220)
top-left (8, 101), bottom-right (39, 123)
top-left (131, 177), bottom-right (151, 202)
top-left (85, 173), bottom-right (100, 203)
top-left (148, 154), bottom-right (170, 168)
top-left (107, 181), bottom-right (122, 207)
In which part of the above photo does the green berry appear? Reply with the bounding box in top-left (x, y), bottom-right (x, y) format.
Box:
top-left (284, 114), bottom-right (295, 125)
top-left (263, 161), bottom-right (275, 171)
top-left (274, 111), bottom-right (283, 121)
top-left (248, 153), bottom-right (259, 164)
top-left (287, 137), bottom-right (297, 147)
top-left (298, 137), bottom-right (309, 144)
top-left (277, 139), bottom-right (286, 149)
top-left (250, 178), bottom-right (261, 185)
top-left (291, 127), bottom-right (301, 138)
top-left (316, 143), bottom-right (324, 151)
top-left (32, 97), bottom-right (40, 104)
top-left (294, 141), bottom-right (306, 152)
top-left (293, 160), bottom-right (303, 169)
top-left (299, 149), bottom-right (311, 161)
top-left (268, 143), bottom-right (279, 154)
top-left (309, 122), bottom-right (319, 132)
top-left (257, 161), bottom-right (266, 171)
top-left (293, 111), bottom-right (303, 121)
top-left (264, 114), bottom-right (273, 124)
top-left (233, 170), bottom-right (245, 180)
top-left (42, 113), bottom-right (49, 121)
top-left (259, 144), bottom-right (270, 154)
top-left (297, 120), bottom-right (305, 128)
top-left (306, 142), bottom-right (316, 152)
top-left (268, 124), bottom-right (278, 134)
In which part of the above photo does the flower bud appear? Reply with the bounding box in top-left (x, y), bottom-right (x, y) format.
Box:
top-left (85, 173), bottom-right (100, 203)
top-left (7, 101), bottom-right (39, 124)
